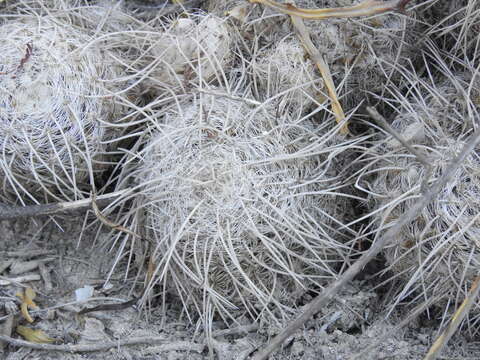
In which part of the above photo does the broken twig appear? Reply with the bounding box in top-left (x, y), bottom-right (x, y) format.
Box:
top-left (212, 324), bottom-right (259, 338)
top-left (367, 106), bottom-right (432, 192)
top-left (0, 274), bottom-right (41, 286)
top-left (290, 14), bottom-right (348, 134)
top-left (0, 334), bottom-right (204, 353)
top-left (91, 191), bottom-right (144, 241)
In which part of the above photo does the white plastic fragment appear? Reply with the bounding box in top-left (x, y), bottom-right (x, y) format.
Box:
top-left (75, 285), bottom-right (95, 302)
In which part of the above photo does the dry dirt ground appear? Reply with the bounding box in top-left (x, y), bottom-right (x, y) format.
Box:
top-left (1, 217), bottom-right (479, 359)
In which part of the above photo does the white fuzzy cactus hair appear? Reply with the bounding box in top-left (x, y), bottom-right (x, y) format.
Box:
top-left (0, 15), bottom-right (122, 204)
top-left (134, 12), bottom-right (234, 93)
top-left (252, 36), bottom-right (325, 116)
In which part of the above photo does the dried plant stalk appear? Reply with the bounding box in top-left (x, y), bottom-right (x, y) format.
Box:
top-left (249, 0), bottom-right (412, 19)
top-left (0, 190), bottom-right (128, 221)
top-left (424, 276), bottom-right (480, 360)
top-left (290, 14), bottom-right (348, 134)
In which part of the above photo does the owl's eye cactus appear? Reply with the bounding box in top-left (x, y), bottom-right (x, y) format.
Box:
top-left (252, 38), bottom-right (325, 116)
top-left (129, 91), bottom-right (358, 325)
top-left (363, 67), bottom-right (480, 323)
top-left (0, 18), bottom-right (121, 204)
top-left (146, 14), bottom-right (233, 90)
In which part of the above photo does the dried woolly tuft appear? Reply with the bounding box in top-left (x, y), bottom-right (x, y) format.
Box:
top-left (0, 16), bottom-right (123, 204)
top-left (252, 37), bottom-right (324, 116)
top-left (74, 0), bottom-right (139, 33)
top-left (361, 59), bottom-right (480, 334)
top-left (138, 13), bottom-right (234, 92)
top-left (118, 91), bottom-right (360, 326)
top-left (205, 0), bottom-right (246, 15)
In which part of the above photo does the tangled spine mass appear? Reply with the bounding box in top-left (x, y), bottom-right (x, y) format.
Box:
top-left (0, 17), bottom-right (120, 204)
top-left (364, 58), bottom-right (480, 333)
top-left (134, 92), bottom-right (357, 323)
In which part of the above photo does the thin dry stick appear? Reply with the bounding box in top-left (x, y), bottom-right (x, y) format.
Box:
top-left (248, 0), bottom-right (412, 19)
top-left (0, 250), bottom-right (54, 258)
top-left (212, 323), bottom-right (259, 337)
top-left (367, 107), bottom-right (430, 168)
top-left (290, 14), bottom-right (348, 134)
top-left (124, 0), bottom-right (203, 16)
top-left (0, 334), bottom-right (204, 353)
top-left (143, 341), bottom-right (205, 355)
top-left (251, 111), bottom-right (480, 360)
top-left (0, 275), bottom-right (41, 286)
top-left (424, 276), bottom-right (480, 360)
top-left (0, 190), bottom-right (128, 221)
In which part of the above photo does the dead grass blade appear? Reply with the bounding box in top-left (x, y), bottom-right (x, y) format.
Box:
top-left (0, 334), bottom-right (204, 354)
top-left (424, 275), bottom-right (480, 360)
top-left (91, 191), bottom-right (142, 241)
top-left (290, 15), bottom-right (348, 134)
top-left (249, 0), bottom-right (412, 19)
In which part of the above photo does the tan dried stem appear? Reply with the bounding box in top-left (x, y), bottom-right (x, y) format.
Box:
top-left (251, 0), bottom-right (413, 132)
top-left (290, 15), bottom-right (349, 134)
top-left (0, 335), bottom-right (204, 354)
top-left (424, 276), bottom-right (480, 360)
top-left (248, 0), bottom-right (412, 19)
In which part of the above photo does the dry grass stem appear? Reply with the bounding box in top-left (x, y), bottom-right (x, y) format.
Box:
top-left (0, 334), bottom-right (204, 354)
top-left (424, 276), bottom-right (480, 360)
top-left (367, 107), bottom-right (430, 169)
top-left (125, 0), bottom-right (204, 17)
top-left (0, 275), bottom-right (41, 286)
top-left (249, 0), bottom-right (412, 19)
top-left (290, 14), bottom-right (348, 134)
top-left (91, 191), bottom-right (142, 241)
top-left (366, 106), bottom-right (432, 191)
top-left (0, 250), bottom-right (54, 258)
top-left (212, 323), bottom-right (259, 337)
top-left (9, 259), bottom-right (54, 276)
